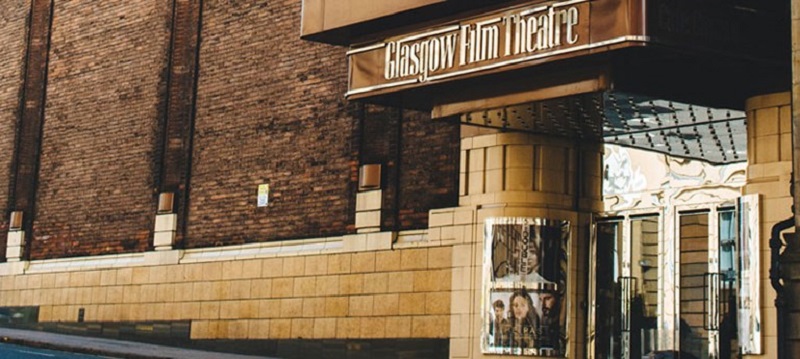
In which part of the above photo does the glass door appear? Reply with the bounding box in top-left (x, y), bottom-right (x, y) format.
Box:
top-left (592, 197), bottom-right (758, 359)
top-left (593, 215), bottom-right (659, 359)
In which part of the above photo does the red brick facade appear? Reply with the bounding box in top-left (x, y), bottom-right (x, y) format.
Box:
top-left (0, 0), bottom-right (31, 260)
top-left (1, 0), bottom-right (459, 259)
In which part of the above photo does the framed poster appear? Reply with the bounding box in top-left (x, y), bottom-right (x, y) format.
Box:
top-left (483, 217), bottom-right (570, 356)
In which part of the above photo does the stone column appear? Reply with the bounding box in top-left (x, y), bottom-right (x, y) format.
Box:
top-left (743, 92), bottom-right (793, 358)
top-left (439, 129), bottom-right (603, 359)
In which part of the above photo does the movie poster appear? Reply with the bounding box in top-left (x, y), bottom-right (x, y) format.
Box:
top-left (482, 217), bottom-right (570, 356)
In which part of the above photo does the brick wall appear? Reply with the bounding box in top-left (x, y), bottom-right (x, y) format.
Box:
top-left (186, 0), bottom-right (359, 247)
top-left (361, 106), bottom-right (460, 231)
top-left (0, 0), bottom-right (30, 260)
top-left (30, 1), bottom-right (172, 259)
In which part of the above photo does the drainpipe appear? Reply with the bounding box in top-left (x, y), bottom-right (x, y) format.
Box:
top-left (770, 216), bottom-right (794, 359)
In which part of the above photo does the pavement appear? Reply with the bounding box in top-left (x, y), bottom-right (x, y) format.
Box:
top-left (0, 327), bottom-right (279, 359)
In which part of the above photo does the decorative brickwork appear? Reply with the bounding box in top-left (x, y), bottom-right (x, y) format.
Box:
top-left (0, 0), bottom-right (31, 261)
top-left (31, 1), bottom-right (172, 259)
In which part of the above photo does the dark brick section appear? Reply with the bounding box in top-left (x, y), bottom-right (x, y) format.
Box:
top-left (397, 111), bottom-right (460, 229)
top-left (0, 0), bottom-right (31, 261)
top-left (361, 106), bottom-right (460, 231)
top-left (185, 0), bottom-right (360, 247)
top-left (30, 2), bottom-right (172, 259)
top-left (160, 0), bottom-right (202, 246)
top-left (9, 0), bottom-right (51, 253)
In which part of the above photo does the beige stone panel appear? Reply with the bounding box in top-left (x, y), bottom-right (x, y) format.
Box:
top-left (39, 274), bottom-right (56, 289)
top-left (385, 316), bottom-right (412, 338)
top-left (271, 278), bottom-right (294, 298)
top-left (399, 292), bottom-right (427, 315)
top-left (222, 260), bottom-right (244, 280)
top-left (183, 263), bottom-right (203, 281)
top-left (190, 320), bottom-right (218, 339)
top-left (468, 171), bottom-right (484, 195)
top-left (261, 258), bottom-right (284, 278)
top-left (351, 252), bottom-right (376, 273)
top-left (248, 319), bottom-right (270, 339)
top-left (302, 298), bottom-right (325, 318)
top-left (349, 295), bottom-right (374, 316)
top-left (115, 268), bottom-right (133, 287)
top-left (387, 271), bottom-right (414, 293)
top-left (179, 302), bottom-right (200, 319)
top-left (373, 293), bottom-right (399, 316)
top-left (129, 267), bottom-right (149, 285)
top-left (485, 169), bottom-right (504, 192)
top-left (304, 256), bottom-right (328, 276)
top-left (154, 283), bottom-right (175, 303)
top-left (90, 286), bottom-right (107, 304)
top-left (325, 297), bottom-right (349, 317)
top-left (148, 266), bottom-right (167, 284)
top-left (401, 248), bottom-right (428, 270)
top-left (239, 259), bottom-right (262, 279)
top-left (375, 250), bottom-right (401, 272)
top-left (459, 172), bottom-right (467, 196)
top-left (227, 319), bottom-right (250, 339)
top-left (451, 290), bottom-right (472, 315)
top-left (173, 282), bottom-right (194, 302)
top-left (283, 257), bottom-right (306, 277)
top-left (428, 246), bottom-right (452, 269)
top-left (122, 285), bottom-right (141, 304)
top-left (313, 318), bottom-right (337, 339)
top-left (450, 337), bottom-right (470, 358)
top-left (755, 107), bottom-right (779, 136)
top-left (360, 317), bottom-right (386, 338)
top-left (412, 315), bottom-right (449, 337)
top-left (70, 272), bottom-right (87, 287)
top-left (291, 318), bottom-right (314, 339)
top-left (414, 269), bottom-right (451, 292)
top-left (468, 148), bottom-right (486, 173)
top-left (105, 286), bottom-right (123, 304)
top-left (327, 253), bottom-right (352, 274)
top-left (26, 274), bottom-right (42, 289)
top-left (140, 284), bottom-right (157, 303)
top-left (203, 262), bottom-right (224, 281)
top-left (506, 167), bottom-right (534, 191)
top-left (163, 265), bottom-right (185, 283)
top-left (485, 145), bottom-right (504, 171)
top-left (336, 317), bottom-right (361, 339)
top-left (280, 298), bottom-right (304, 318)
top-left (219, 301), bottom-right (240, 319)
top-left (505, 144), bottom-right (533, 169)
top-left (755, 134), bottom-right (780, 164)
top-left (315, 275), bottom-right (339, 297)
top-left (231, 280), bottom-right (253, 300)
top-left (425, 292), bottom-right (451, 314)
top-left (199, 301), bottom-right (220, 319)
top-left (293, 277), bottom-right (316, 297)
top-left (258, 299), bottom-right (281, 318)
top-left (208, 281), bottom-right (226, 301)
top-left (251, 279), bottom-right (272, 299)
top-left (363, 272), bottom-right (388, 294)
top-left (339, 274), bottom-right (364, 295)
top-left (270, 319), bottom-right (292, 339)
top-left (780, 132), bottom-right (792, 161)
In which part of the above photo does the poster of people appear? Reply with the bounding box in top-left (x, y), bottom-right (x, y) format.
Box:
top-left (482, 217), bottom-right (570, 356)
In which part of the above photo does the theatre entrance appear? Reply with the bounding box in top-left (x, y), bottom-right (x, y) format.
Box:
top-left (590, 196), bottom-right (760, 359)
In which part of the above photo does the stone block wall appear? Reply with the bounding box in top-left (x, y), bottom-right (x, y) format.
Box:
top-left (0, 244), bottom-right (452, 341)
top-left (744, 92), bottom-right (793, 358)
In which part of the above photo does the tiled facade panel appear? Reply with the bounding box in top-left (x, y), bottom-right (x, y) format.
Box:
top-left (0, 247), bottom-right (453, 340)
top-left (0, 0), bottom-right (30, 260)
top-left (31, 1), bottom-right (172, 259)
top-left (186, 0), bottom-right (359, 247)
